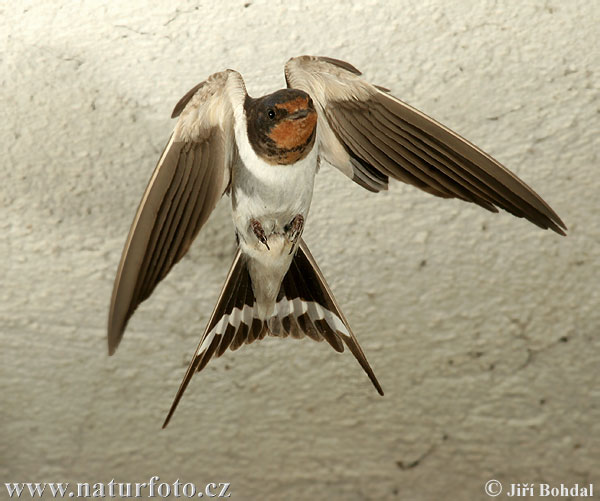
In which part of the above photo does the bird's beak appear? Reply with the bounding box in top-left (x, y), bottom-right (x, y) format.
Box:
top-left (288, 108), bottom-right (310, 120)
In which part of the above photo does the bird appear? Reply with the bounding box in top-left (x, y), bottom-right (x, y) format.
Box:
top-left (107, 55), bottom-right (566, 427)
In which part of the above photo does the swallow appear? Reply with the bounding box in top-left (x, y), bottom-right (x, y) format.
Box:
top-left (107, 55), bottom-right (566, 427)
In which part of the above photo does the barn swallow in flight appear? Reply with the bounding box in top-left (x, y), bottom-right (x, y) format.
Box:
top-left (107, 55), bottom-right (566, 427)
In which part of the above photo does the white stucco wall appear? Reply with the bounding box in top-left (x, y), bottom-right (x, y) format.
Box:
top-left (2, 1), bottom-right (598, 499)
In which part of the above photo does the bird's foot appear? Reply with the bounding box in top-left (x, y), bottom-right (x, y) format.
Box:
top-left (285, 214), bottom-right (304, 254)
top-left (250, 218), bottom-right (270, 251)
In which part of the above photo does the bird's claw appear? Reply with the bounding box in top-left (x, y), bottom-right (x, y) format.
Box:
top-left (286, 214), bottom-right (304, 254)
top-left (250, 218), bottom-right (270, 251)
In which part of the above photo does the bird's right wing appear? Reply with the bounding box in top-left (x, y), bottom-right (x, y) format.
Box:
top-left (285, 55), bottom-right (566, 235)
top-left (108, 69), bottom-right (247, 355)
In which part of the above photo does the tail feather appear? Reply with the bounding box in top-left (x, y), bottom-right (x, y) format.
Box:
top-left (278, 252), bottom-right (345, 350)
top-left (163, 239), bottom-right (382, 428)
top-left (163, 249), bottom-right (265, 428)
top-left (290, 241), bottom-right (383, 396)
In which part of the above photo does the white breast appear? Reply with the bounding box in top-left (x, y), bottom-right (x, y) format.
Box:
top-left (230, 106), bottom-right (318, 247)
top-left (228, 102), bottom-right (319, 317)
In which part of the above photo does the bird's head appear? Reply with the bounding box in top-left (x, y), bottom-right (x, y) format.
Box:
top-left (245, 89), bottom-right (317, 165)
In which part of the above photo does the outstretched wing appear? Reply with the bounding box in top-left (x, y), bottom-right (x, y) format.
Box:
top-left (108, 70), bottom-right (247, 355)
top-left (285, 55), bottom-right (566, 235)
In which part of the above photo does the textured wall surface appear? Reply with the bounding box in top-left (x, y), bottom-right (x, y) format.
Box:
top-left (1, 1), bottom-right (598, 499)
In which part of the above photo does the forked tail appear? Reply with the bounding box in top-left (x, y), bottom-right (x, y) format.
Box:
top-left (163, 239), bottom-right (383, 428)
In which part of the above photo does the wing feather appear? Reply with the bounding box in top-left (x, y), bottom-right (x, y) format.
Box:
top-left (108, 70), bottom-right (246, 355)
top-left (368, 106), bottom-right (500, 209)
top-left (334, 106), bottom-right (455, 198)
top-left (140, 143), bottom-right (197, 296)
top-left (285, 55), bottom-right (566, 234)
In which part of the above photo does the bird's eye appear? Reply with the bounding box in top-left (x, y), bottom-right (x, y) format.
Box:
top-left (267, 109), bottom-right (275, 119)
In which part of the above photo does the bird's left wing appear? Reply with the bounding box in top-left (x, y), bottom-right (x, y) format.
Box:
top-left (284, 55), bottom-right (566, 235)
top-left (108, 70), bottom-right (247, 355)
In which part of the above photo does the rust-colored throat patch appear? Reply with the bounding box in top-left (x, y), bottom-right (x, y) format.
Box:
top-left (246, 91), bottom-right (318, 165)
